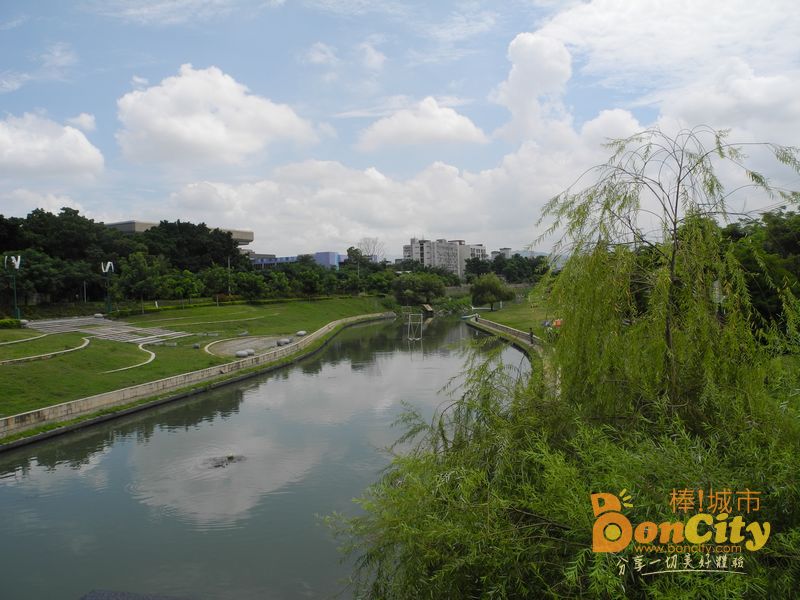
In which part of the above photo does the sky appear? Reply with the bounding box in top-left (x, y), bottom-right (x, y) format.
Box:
top-left (1, 0), bottom-right (799, 258)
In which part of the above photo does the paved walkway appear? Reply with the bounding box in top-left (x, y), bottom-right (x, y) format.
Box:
top-left (27, 316), bottom-right (189, 344)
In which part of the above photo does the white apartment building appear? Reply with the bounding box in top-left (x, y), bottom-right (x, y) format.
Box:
top-left (402, 238), bottom-right (487, 279)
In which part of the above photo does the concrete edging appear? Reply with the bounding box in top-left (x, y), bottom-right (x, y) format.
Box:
top-left (0, 312), bottom-right (395, 443)
top-left (0, 337), bottom-right (91, 366)
top-left (465, 316), bottom-right (540, 357)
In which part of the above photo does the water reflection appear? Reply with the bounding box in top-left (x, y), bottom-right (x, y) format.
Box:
top-left (0, 319), bottom-right (524, 599)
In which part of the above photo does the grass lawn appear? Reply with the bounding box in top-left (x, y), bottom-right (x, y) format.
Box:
top-left (0, 296), bottom-right (387, 417)
top-left (0, 332), bottom-right (88, 362)
top-left (481, 295), bottom-right (551, 336)
top-left (0, 329), bottom-right (44, 343)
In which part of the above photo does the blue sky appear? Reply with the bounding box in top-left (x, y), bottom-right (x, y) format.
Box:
top-left (1, 0), bottom-right (799, 257)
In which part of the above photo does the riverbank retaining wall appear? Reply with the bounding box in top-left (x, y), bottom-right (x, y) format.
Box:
top-left (0, 312), bottom-right (394, 439)
top-left (467, 316), bottom-right (543, 350)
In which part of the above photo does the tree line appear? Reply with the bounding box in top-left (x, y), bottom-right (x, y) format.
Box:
top-left (0, 209), bottom-right (473, 313)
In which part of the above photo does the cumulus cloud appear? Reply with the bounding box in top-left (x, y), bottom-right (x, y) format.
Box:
top-left (0, 189), bottom-right (85, 215)
top-left (491, 32), bottom-right (573, 141)
top-left (67, 113), bottom-right (96, 132)
top-left (579, 109), bottom-right (641, 147)
top-left (357, 97), bottom-right (487, 151)
top-left (165, 140), bottom-right (599, 257)
top-left (654, 58), bottom-right (800, 147)
top-left (116, 64), bottom-right (317, 165)
top-left (538, 0), bottom-right (800, 89)
top-left (0, 113), bottom-right (104, 176)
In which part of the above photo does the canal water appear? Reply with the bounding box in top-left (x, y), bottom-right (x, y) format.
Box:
top-left (0, 319), bottom-right (526, 600)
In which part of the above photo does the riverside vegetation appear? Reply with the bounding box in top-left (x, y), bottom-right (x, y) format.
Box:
top-left (331, 127), bottom-right (800, 598)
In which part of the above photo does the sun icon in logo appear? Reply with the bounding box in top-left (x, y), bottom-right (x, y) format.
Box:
top-left (603, 489), bottom-right (634, 542)
top-left (618, 489), bottom-right (634, 509)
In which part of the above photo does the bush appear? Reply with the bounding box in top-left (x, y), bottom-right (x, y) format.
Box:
top-left (0, 318), bottom-right (22, 329)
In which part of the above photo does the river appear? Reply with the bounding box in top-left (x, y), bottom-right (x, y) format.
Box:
top-left (0, 319), bottom-right (526, 600)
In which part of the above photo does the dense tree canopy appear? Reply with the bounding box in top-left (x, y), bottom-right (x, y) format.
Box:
top-left (470, 272), bottom-right (515, 310)
top-left (465, 253), bottom-right (548, 284)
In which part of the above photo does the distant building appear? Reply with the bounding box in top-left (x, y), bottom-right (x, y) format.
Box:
top-left (105, 220), bottom-right (254, 247)
top-left (251, 251), bottom-right (344, 270)
top-left (402, 238), bottom-right (486, 279)
top-left (490, 248), bottom-right (513, 260)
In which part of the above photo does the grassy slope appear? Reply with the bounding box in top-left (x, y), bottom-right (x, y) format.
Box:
top-left (481, 297), bottom-right (550, 336)
top-left (0, 297), bottom-right (385, 417)
top-left (0, 330), bottom-right (43, 343)
top-left (0, 332), bottom-right (88, 361)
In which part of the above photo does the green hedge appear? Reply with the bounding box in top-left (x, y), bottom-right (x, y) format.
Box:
top-left (0, 318), bottom-right (22, 329)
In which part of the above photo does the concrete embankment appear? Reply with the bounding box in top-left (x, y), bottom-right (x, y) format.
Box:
top-left (465, 316), bottom-right (542, 356)
top-left (0, 312), bottom-right (394, 445)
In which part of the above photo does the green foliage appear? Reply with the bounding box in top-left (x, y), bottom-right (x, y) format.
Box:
top-left (140, 220), bottom-right (248, 272)
top-left (722, 210), bottom-right (800, 324)
top-left (334, 127), bottom-right (800, 598)
top-left (233, 271), bottom-right (268, 301)
top-left (471, 272), bottom-right (516, 310)
top-left (200, 265), bottom-right (231, 297)
top-left (392, 272), bottom-right (447, 305)
top-left (0, 319), bottom-right (21, 329)
top-left (433, 294), bottom-right (472, 315)
top-left (114, 252), bottom-right (170, 301)
top-left (466, 254), bottom-right (548, 284)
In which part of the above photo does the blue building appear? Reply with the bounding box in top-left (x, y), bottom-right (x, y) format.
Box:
top-left (251, 251), bottom-right (345, 270)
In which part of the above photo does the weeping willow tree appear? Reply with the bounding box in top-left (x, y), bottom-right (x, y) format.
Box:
top-left (539, 126), bottom-right (800, 426)
top-left (332, 127), bottom-right (800, 599)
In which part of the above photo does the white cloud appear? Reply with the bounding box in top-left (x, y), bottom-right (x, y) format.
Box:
top-left (359, 41), bottom-right (386, 71)
top-left (654, 58), bottom-right (800, 147)
top-left (304, 42), bottom-right (339, 66)
top-left (0, 113), bottom-right (104, 177)
top-left (491, 32), bottom-right (572, 140)
top-left (0, 189), bottom-right (85, 215)
top-left (39, 42), bottom-right (77, 70)
top-left (579, 109), bottom-right (641, 148)
top-left (131, 75), bottom-right (149, 89)
top-left (85, 0), bottom-right (276, 25)
top-left (0, 42), bottom-right (77, 94)
top-left (336, 95), bottom-right (471, 119)
top-left (538, 0), bottom-right (800, 90)
top-left (357, 97), bottom-right (487, 150)
top-left (422, 8), bottom-right (496, 45)
top-left (409, 7), bottom-right (497, 64)
top-left (116, 64), bottom-right (317, 165)
top-left (67, 113), bottom-right (97, 132)
top-left (0, 72), bottom-right (30, 94)
top-left (165, 141), bottom-right (596, 256)
top-left (302, 0), bottom-right (406, 17)
top-left (0, 15), bottom-right (28, 31)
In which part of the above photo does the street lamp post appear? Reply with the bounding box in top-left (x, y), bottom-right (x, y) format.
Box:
top-left (4, 255), bottom-right (22, 320)
top-left (101, 261), bottom-right (114, 314)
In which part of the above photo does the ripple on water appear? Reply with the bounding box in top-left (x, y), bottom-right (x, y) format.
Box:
top-left (125, 443), bottom-right (255, 532)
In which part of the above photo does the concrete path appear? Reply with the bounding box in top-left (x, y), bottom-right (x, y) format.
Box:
top-left (26, 316), bottom-right (189, 344)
